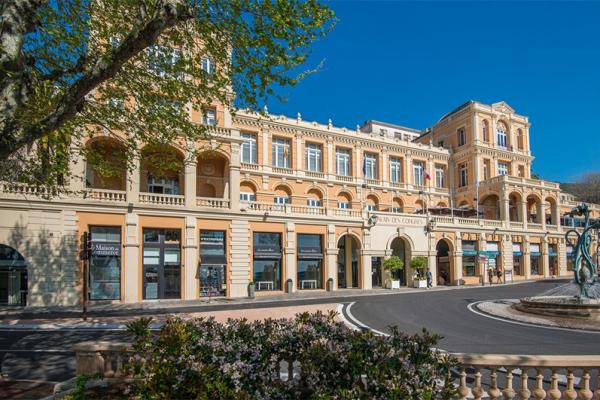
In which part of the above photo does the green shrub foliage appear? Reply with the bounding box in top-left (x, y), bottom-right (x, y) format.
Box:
top-left (125, 312), bottom-right (455, 399)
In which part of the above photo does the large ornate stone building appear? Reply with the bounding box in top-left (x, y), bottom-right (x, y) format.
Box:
top-left (0, 99), bottom-right (598, 306)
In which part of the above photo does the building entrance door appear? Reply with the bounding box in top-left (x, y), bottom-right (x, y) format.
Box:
top-left (143, 229), bottom-right (181, 300)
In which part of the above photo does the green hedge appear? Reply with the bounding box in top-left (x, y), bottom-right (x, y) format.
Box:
top-left (126, 312), bottom-right (456, 399)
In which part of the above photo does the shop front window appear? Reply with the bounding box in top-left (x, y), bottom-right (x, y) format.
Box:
top-left (89, 226), bottom-right (121, 300)
top-left (253, 232), bottom-right (282, 291)
top-left (462, 240), bottom-right (477, 277)
top-left (530, 244), bottom-right (541, 275)
top-left (513, 243), bottom-right (522, 275)
top-left (297, 234), bottom-right (323, 289)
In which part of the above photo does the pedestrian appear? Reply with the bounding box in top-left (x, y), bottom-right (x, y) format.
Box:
top-left (487, 265), bottom-right (494, 285)
top-left (496, 268), bottom-right (503, 284)
top-left (425, 269), bottom-right (432, 288)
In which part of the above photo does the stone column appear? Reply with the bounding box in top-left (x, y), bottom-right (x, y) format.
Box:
top-left (473, 151), bottom-right (481, 185)
top-left (345, 235), bottom-right (353, 288)
top-left (326, 138), bottom-right (334, 178)
top-left (381, 147), bottom-right (388, 183)
top-left (523, 238), bottom-right (532, 278)
top-left (500, 189), bottom-right (510, 224)
top-left (295, 131), bottom-right (303, 174)
top-left (520, 201), bottom-right (528, 229)
top-left (183, 216), bottom-right (197, 300)
top-left (428, 251), bottom-right (437, 288)
top-left (68, 139), bottom-right (86, 194)
top-left (261, 127), bottom-right (270, 171)
top-left (405, 152), bottom-right (413, 186)
top-left (184, 159), bottom-right (197, 208)
top-left (126, 152), bottom-right (141, 204)
top-left (123, 212), bottom-right (139, 303)
top-left (354, 143), bottom-right (362, 183)
top-left (452, 251), bottom-right (463, 285)
top-left (542, 239), bottom-right (550, 277)
top-left (427, 156), bottom-right (435, 189)
top-left (326, 225), bottom-right (338, 290)
top-left (361, 251), bottom-right (372, 290)
top-left (558, 240), bottom-right (568, 276)
top-left (229, 142), bottom-right (241, 211)
top-left (284, 222), bottom-right (296, 292)
top-left (539, 200), bottom-right (546, 229)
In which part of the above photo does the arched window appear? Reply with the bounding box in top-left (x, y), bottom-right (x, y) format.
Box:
top-left (366, 195), bottom-right (378, 212)
top-left (390, 198), bottom-right (403, 213)
top-left (306, 189), bottom-right (322, 207)
top-left (274, 185), bottom-right (291, 205)
top-left (337, 192), bottom-right (352, 209)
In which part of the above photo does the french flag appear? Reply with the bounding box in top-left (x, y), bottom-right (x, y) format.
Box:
top-left (424, 170), bottom-right (431, 180)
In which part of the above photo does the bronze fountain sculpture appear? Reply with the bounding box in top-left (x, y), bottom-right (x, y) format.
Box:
top-left (565, 203), bottom-right (600, 299)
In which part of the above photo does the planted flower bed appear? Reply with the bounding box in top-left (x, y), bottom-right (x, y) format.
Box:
top-left (120, 311), bottom-right (456, 399)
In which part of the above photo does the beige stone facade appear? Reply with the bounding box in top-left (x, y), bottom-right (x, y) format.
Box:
top-left (0, 100), bottom-right (598, 306)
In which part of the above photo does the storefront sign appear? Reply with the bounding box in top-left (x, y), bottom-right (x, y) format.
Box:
top-left (512, 243), bottom-right (522, 256)
top-left (462, 240), bottom-right (478, 256)
top-left (530, 243), bottom-right (541, 256)
top-left (91, 243), bottom-right (120, 257)
top-left (375, 215), bottom-right (426, 226)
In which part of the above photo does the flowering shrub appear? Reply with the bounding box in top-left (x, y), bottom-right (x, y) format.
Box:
top-left (126, 312), bottom-right (455, 399)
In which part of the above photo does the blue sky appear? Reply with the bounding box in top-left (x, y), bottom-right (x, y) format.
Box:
top-left (266, 1), bottom-right (600, 183)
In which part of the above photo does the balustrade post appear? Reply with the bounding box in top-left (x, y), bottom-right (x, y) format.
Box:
top-left (471, 368), bottom-right (484, 400)
top-left (547, 368), bottom-right (561, 400)
top-left (488, 367), bottom-right (501, 399)
top-left (579, 370), bottom-right (593, 400)
top-left (564, 368), bottom-right (578, 400)
top-left (519, 369), bottom-right (531, 400)
top-left (532, 368), bottom-right (546, 400)
top-left (503, 368), bottom-right (516, 400)
top-left (594, 370), bottom-right (600, 400)
top-left (457, 367), bottom-right (469, 400)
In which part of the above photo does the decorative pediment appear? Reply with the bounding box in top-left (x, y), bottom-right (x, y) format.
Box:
top-left (492, 101), bottom-right (515, 115)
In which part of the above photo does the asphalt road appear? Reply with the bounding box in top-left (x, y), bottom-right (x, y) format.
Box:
top-left (349, 279), bottom-right (600, 355)
top-left (1, 279), bottom-right (597, 385)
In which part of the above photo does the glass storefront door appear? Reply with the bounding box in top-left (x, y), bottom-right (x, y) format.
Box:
top-left (143, 229), bottom-right (181, 300)
top-left (199, 230), bottom-right (227, 297)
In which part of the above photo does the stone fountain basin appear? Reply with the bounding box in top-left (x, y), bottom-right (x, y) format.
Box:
top-left (515, 296), bottom-right (600, 320)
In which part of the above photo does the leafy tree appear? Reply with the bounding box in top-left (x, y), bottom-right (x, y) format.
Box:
top-left (0, 0), bottom-right (335, 190)
top-left (383, 255), bottom-right (404, 273)
top-left (411, 256), bottom-right (428, 280)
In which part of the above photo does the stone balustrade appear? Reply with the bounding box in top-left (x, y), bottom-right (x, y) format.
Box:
top-left (453, 353), bottom-right (600, 400)
top-left (73, 342), bottom-right (600, 399)
top-left (196, 196), bottom-right (229, 209)
top-left (74, 341), bottom-right (132, 379)
top-left (139, 192), bottom-right (185, 206)
top-left (84, 188), bottom-right (127, 203)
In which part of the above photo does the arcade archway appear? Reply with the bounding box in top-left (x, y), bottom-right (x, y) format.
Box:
top-left (337, 234), bottom-right (361, 289)
top-left (390, 237), bottom-right (411, 286)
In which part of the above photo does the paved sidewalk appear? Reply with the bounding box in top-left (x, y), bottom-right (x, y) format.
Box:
top-left (0, 303), bottom-right (341, 331)
top-left (0, 279), bottom-right (539, 330)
